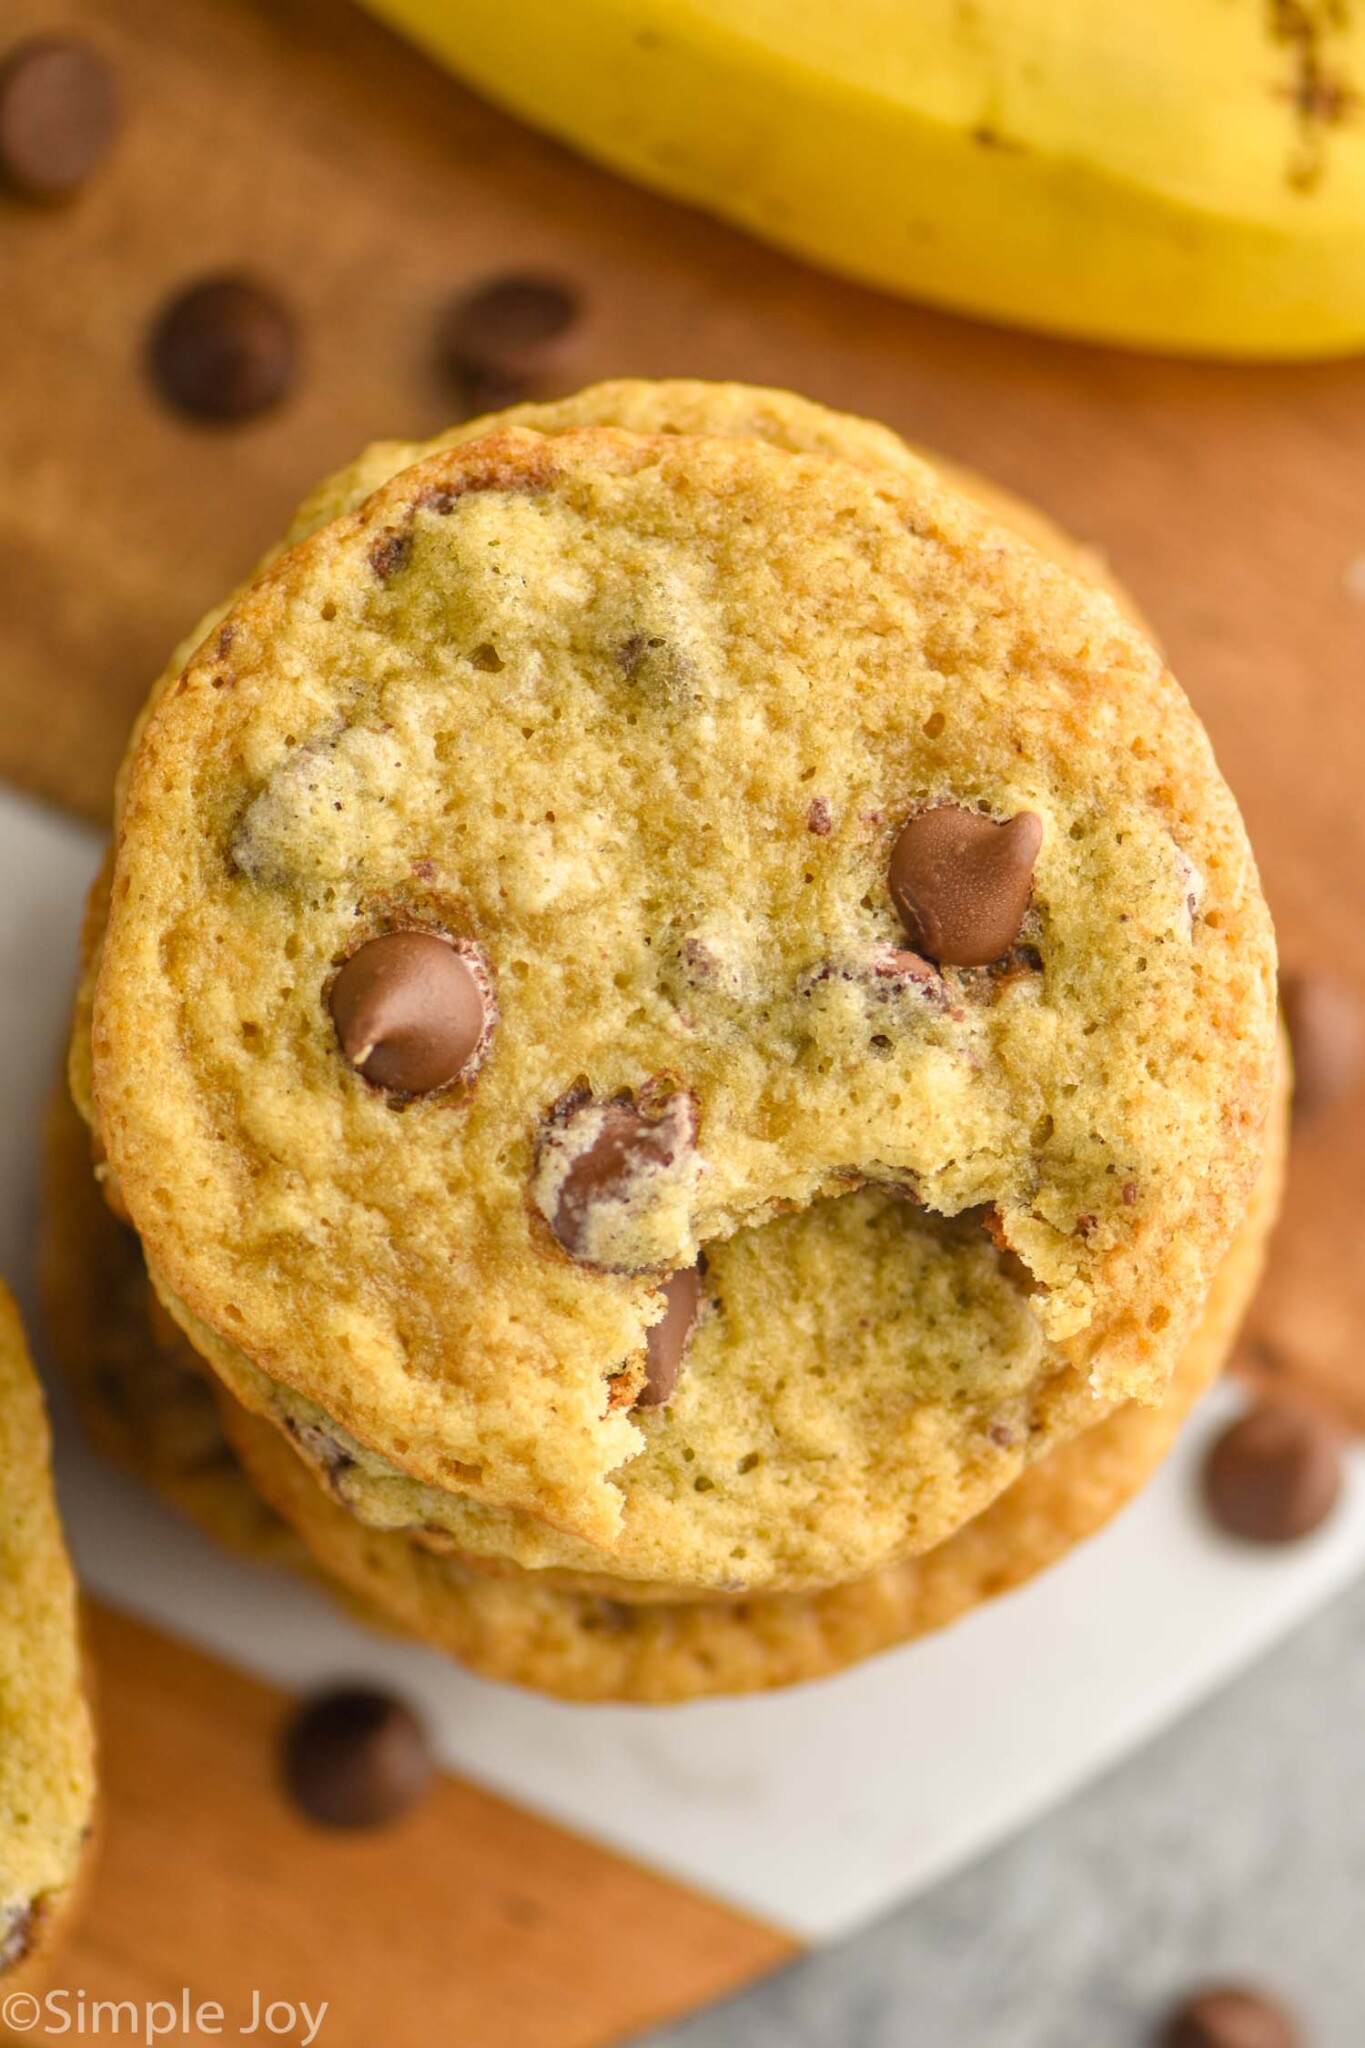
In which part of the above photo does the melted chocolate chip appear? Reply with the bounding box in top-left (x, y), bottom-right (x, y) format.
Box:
top-left (1158, 1984), bottom-right (1304, 2048)
top-left (616, 631), bottom-right (693, 702)
top-left (545, 1092), bottom-right (698, 1268)
top-left (0, 1901), bottom-right (33, 1973)
top-left (637, 1264), bottom-right (704, 1409)
top-left (1203, 1400), bottom-right (1343, 1544)
top-left (617, 632), bottom-right (664, 678)
top-left (1281, 969), bottom-right (1362, 1124)
top-left (369, 531), bottom-right (411, 581)
top-left (283, 1687), bottom-right (434, 1828)
top-left (148, 276), bottom-right (298, 422)
top-left (888, 805), bottom-right (1042, 966)
top-left (0, 37), bottom-right (117, 200)
top-left (329, 931), bottom-right (492, 1096)
top-left (872, 947), bottom-right (939, 985)
top-left (801, 946), bottom-right (949, 1019)
top-left (285, 1417), bottom-right (357, 1497)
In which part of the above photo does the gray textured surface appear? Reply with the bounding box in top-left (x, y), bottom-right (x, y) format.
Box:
top-left (645, 1575), bottom-right (1365, 2046)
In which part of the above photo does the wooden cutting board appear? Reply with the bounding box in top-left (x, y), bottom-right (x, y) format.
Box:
top-left (3, 0), bottom-right (1364, 2041)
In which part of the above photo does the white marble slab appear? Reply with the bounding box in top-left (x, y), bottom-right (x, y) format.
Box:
top-left (6, 784), bottom-right (1363, 1942)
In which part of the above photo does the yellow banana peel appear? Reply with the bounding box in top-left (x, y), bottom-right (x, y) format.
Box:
top-left (362, 0), bottom-right (1365, 360)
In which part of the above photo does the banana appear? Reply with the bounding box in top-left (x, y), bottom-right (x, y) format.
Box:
top-left (360, 0), bottom-right (1365, 360)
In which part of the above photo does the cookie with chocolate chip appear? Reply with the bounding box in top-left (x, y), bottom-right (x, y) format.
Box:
top-left (151, 1185), bottom-right (1096, 1596)
top-left (79, 381), bottom-right (1275, 1591)
top-left (48, 1030), bottom-right (1287, 1698)
top-left (41, 1086), bottom-right (306, 1569)
top-left (222, 1051), bottom-right (1287, 1693)
top-left (0, 1281), bottom-right (95, 1973)
top-left (65, 378), bottom-right (1145, 1150)
top-left (148, 1036), bottom-right (1290, 1604)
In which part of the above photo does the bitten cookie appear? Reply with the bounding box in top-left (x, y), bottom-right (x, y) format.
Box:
top-left (0, 1283), bottom-right (95, 1972)
top-left (80, 382), bottom-right (1276, 1588)
top-left (67, 384), bottom-right (1154, 1599)
top-left (47, 1037), bottom-right (1286, 1700)
top-left (147, 1185), bottom-right (1104, 1597)
top-left (224, 1047), bottom-right (1285, 1700)
top-left (63, 387), bottom-right (1162, 1597)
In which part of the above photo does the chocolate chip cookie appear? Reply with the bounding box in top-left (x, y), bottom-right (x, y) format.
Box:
top-left (42, 1087), bottom-right (305, 1568)
top-left (148, 1186), bottom-right (1100, 1597)
top-left (48, 1036), bottom-right (1288, 1700)
top-left (227, 1046), bottom-right (1286, 1697)
top-left (78, 381), bottom-right (1276, 1592)
top-left (69, 384), bottom-right (1136, 1598)
top-left (0, 1281), bottom-right (95, 1972)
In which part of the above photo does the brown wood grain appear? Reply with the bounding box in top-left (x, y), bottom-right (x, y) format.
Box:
top-left (10, 1605), bottom-right (793, 2048)
top-left (4, 0), bottom-right (1365, 2035)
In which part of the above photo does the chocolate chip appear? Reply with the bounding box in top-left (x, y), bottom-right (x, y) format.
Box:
top-left (553, 1102), bottom-right (680, 1250)
top-left (283, 1687), bottom-right (434, 1829)
top-left (872, 947), bottom-right (939, 986)
top-left (888, 805), bottom-right (1042, 966)
top-left (1281, 970), bottom-right (1362, 1124)
top-left (368, 531), bottom-right (410, 581)
top-left (1202, 1400), bottom-right (1343, 1544)
top-left (0, 38), bottom-right (118, 200)
top-left (329, 931), bottom-right (492, 1096)
top-left (637, 1264), bottom-right (703, 1409)
top-left (438, 272), bottom-right (580, 399)
top-left (283, 1415), bottom-right (357, 1497)
top-left (616, 632), bottom-right (693, 703)
top-left (0, 1902), bottom-right (33, 1973)
top-left (148, 276), bottom-right (298, 422)
top-left (617, 632), bottom-right (663, 678)
top-left (542, 1091), bottom-right (699, 1269)
top-left (1157, 1985), bottom-right (1304, 2048)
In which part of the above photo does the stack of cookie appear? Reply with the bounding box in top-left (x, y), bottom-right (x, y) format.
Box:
top-left (47, 381), bottom-right (1282, 1702)
top-left (0, 1284), bottom-right (95, 1976)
